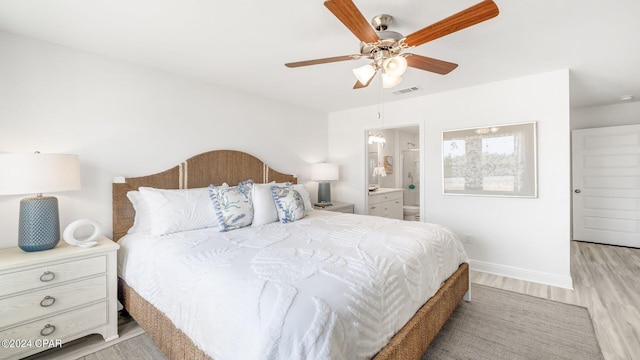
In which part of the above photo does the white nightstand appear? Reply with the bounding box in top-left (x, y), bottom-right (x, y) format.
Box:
top-left (0, 237), bottom-right (119, 360)
top-left (313, 201), bottom-right (355, 214)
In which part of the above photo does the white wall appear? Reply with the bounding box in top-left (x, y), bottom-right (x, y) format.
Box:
top-left (0, 31), bottom-right (328, 249)
top-left (571, 101), bottom-right (640, 129)
top-left (328, 70), bottom-right (572, 288)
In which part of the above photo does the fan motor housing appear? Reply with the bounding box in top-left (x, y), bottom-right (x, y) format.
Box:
top-left (371, 14), bottom-right (393, 31)
top-left (360, 30), bottom-right (404, 57)
top-left (360, 14), bottom-right (404, 57)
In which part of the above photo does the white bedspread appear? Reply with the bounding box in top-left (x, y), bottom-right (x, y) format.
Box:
top-left (118, 210), bottom-right (467, 360)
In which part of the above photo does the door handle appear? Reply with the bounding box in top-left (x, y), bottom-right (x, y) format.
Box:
top-left (574, 189), bottom-right (581, 194)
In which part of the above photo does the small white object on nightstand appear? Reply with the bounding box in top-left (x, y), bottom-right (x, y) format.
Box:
top-left (63, 219), bottom-right (103, 248)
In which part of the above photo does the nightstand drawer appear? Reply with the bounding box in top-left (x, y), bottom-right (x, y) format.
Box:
top-left (332, 204), bottom-right (354, 213)
top-left (0, 275), bottom-right (107, 328)
top-left (0, 255), bottom-right (106, 297)
top-left (0, 301), bottom-right (107, 359)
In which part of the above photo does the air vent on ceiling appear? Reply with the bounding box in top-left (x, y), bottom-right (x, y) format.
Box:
top-left (392, 86), bottom-right (421, 95)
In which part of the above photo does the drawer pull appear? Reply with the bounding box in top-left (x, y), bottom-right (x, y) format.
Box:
top-left (40, 324), bottom-right (56, 336)
top-left (40, 296), bottom-right (56, 307)
top-left (40, 271), bottom-right (55, 282)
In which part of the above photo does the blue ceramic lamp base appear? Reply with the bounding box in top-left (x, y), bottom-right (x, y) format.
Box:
top-left (19, 196), bottom-right (60, 252)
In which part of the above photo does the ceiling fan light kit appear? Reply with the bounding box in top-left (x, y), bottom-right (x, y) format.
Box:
top-left (285, 0), bottom-right (499, 89)
top-left (382, 73), bottom-right (402, 89)
top-left (382, 55), bottom-right (408, 78)
top-left (353, 63), bottom-right (377, 85)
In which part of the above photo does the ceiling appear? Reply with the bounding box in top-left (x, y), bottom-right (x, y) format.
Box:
top-left (0, 0), bottom-right (638, 113)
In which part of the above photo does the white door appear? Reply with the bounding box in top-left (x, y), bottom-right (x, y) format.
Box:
top-left (572, 124), bottom-right (640, 248)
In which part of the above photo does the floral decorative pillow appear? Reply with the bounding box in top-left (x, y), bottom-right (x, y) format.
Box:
top-left (270, 185), bottom-right (306, 223)
top-left (209, 180), bottom-right (254, 231)
top-left (291, 184), bottom-right (313, 214)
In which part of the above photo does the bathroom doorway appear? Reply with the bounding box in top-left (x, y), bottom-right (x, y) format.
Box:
top-left (365, 124), bottom-right (422, 221)
top-left (402, 147), bottom-right (420, 221)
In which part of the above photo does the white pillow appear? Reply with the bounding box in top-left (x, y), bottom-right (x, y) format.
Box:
top-left (251, 182), bottom-right (279, 227)
top-left (271, 185), bottom-right (306, 223)
top-left (126, 190), bottom-right (152, 234)
top-left (138, 187), bottom-right (218, 236)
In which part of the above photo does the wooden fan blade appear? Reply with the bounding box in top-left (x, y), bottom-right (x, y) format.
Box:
top-left (403, 0), bottom-right (499, 48)
top-left (405, 54), bottom-right (458, 75)
top-left (353, 75), bottom-right (375, 89)
top-left (324, 0), bottom-right (379, 43)
top-left (285, 55), bottom-right (361, 68)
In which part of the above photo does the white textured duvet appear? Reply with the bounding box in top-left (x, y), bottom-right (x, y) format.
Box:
top-left (118, 210), bottom-right (467, 360)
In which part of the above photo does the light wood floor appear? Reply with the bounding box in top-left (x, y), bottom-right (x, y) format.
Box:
top-left (471, 240), bottom-right (640, 360)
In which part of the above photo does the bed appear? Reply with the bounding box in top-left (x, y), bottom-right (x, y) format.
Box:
top-left (113, 150), bottom-right (469, 360)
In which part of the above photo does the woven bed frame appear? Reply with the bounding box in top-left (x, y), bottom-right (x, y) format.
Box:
top-left (113, 149), bottom-right (469, 360)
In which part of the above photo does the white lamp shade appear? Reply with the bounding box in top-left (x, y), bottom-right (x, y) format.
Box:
top-left (382, 73), bottom-right (402, 88)
top-left (310, 163), bottom-right (339, 181)
top-left (352, 64), bottom-right (376, 85)
top-left (382, 56), bottom-right (408, 77)
top-left (0, 153), bottom-right (81, 195)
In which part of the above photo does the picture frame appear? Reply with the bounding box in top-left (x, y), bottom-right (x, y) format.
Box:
top-left (384, 155), bottom-right (393, 174)
top-left (442, 122), bottom-right (537, 197)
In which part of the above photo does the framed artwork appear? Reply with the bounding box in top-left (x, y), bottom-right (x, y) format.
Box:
top-left (442, 122), bottom-right (537, 197)
top-left (384, 156), bottom-right (393, 174)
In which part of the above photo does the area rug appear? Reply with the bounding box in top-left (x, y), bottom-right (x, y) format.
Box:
top-left (422, 284), bottom-right (604, 360)
top-left (42, 283), bottom-right (603, 360)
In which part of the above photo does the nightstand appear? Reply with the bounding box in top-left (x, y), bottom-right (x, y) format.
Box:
top-left (314, 201), bottom-right (355, 214)
top-left (0, 236), bottom-right (119, 360)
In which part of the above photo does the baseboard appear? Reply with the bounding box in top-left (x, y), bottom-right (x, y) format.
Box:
top-left (470, 259), bottom-right (574, 290)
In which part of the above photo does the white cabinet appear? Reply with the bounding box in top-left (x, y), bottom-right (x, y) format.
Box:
top-left (0, 237), bottom-right (119, 360)
top-left (368, 189), bottom-right (403, 220)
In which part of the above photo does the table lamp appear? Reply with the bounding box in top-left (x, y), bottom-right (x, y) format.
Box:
top-left (311, 162), bottom-right (339, 206)
top-left (0, 152), bottom-right (81, 252)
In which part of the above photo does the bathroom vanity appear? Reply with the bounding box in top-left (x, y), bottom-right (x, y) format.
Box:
top-left (368, 188), bottom-right (404, 220)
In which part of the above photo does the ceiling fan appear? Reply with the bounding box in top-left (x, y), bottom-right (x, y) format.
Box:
top-left (285, 0), bottom-right (499, 89)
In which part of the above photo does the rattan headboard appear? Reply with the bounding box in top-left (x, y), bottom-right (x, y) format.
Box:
top-left (112, 149), bottom-right (297, 241)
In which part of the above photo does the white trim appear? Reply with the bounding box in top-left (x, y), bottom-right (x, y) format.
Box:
top-left (470, 259), bottom-right (574, 290)
top-left (179, 161), bottom-right (187, 189)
